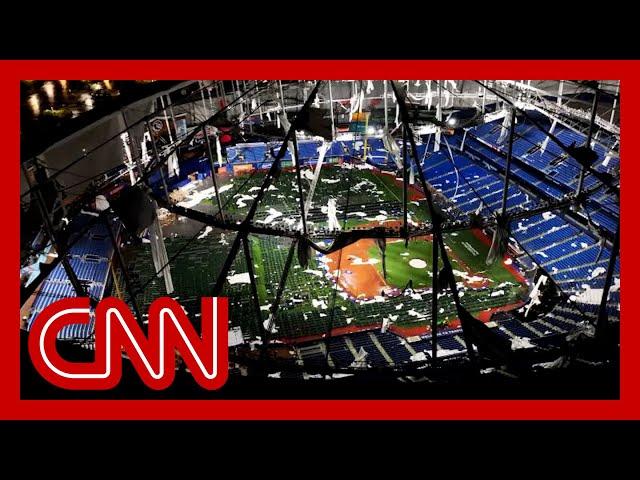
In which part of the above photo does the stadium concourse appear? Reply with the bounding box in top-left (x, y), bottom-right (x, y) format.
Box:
top-left (19, 80), bottom-right (620, 396)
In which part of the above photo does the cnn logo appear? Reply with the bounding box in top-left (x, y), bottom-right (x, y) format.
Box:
top-left (28, 297), bottom-right (228, 390)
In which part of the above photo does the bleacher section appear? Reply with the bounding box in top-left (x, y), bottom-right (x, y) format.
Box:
top-left (297, 298), bottom-right (593, 370)
top-left (464, 114), bottom-right (619, 234)
top-left (26, 217), bottom-right (117, 340)
top-left (226, 139), bottom-right (328, 171)
top-left (510, 207), bottom-right (619, 317)
top-left (443, 116), bottom-right (620, 322)
top-left (225, 137), bottom-right (425, 172)
top-left (423, 150), bottom-right (538, 218)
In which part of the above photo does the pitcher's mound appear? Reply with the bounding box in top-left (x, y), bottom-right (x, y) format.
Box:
top-left (409, 259), bottom-right (427, 269)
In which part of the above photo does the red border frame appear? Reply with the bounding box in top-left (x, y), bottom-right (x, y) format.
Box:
top-left (2, 60), bottom-right (632, 419)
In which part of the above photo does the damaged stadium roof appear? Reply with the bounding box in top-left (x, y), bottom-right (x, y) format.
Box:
top-left (20, 79), bottom-right (620, 397)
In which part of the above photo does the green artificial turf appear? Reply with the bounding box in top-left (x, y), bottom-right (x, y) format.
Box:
top-left (367, 230), bottom-right (520, 291)
top-left (367, 239), bottom-right (435, 289)
top-left (443, 229), bottom-right (518, 285)
top-left (249, 235), bottom-right (269, 303)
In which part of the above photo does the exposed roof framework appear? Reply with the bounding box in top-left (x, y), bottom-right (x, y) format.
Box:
top-left (21, 79), bottom-right (621, 374)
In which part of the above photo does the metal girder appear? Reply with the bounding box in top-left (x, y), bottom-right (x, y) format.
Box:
top-left (576, 87), bottom-right (600, 196)
top-left (390, 80), bottom-right (476, 365)
top-left (596, 222), bottom-right (620, 340)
